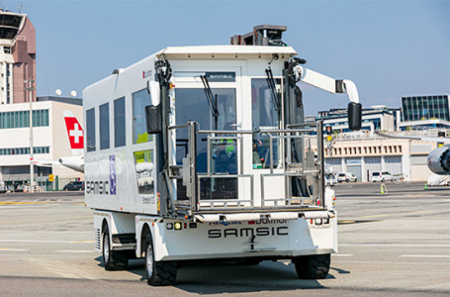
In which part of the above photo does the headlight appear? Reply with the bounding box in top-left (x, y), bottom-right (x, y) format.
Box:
top-left (174, 222), bottom-right (182, 230)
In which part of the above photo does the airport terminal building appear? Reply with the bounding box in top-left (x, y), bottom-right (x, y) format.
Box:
top-left (0, 11), bottom-right (83, 189)
top-left (0, 97), bottom-right (84, 187)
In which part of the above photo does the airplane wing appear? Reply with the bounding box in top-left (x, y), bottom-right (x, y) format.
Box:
top-left (32, 159), bottom-right (65, 168)
top-left (376, 132), bottom-right (450, 144)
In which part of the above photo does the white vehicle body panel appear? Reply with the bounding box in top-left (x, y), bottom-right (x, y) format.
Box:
top-left (83, 44), bottom-right (358, 266)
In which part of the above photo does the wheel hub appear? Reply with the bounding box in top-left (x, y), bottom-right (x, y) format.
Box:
top-left (103, 236), bottom-right (109, 263)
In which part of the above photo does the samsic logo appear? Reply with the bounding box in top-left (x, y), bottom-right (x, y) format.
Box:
top-left (208, 227), bottom-right (288, 239)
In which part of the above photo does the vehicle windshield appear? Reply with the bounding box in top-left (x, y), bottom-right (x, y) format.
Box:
top-left (382, 172), bottom-right (389, 175)
top-left (338, 173), bottom-right (345, 177)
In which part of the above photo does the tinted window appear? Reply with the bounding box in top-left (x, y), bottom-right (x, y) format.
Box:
top-left (382, 171), bottom-right (389, 175)
top-left (114, 97), bottom-right (126, 147)
top-left (86, 108), bottom-right (96, 152)
top-left (100, 103), bottom-right (110, 150)
top-left (339, 173), bottom-right (345, 177)
top-left (132, 89), bottom-right (152, 144)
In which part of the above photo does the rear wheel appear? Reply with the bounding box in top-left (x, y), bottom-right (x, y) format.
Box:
top-left (145, 233), bottom-right (177, 286)
top-left (346, 179), bottom-right (349, 183)
top-left (293, 254), bottom-right (330, 279)
top-left (102, 225), bottom-right (129, 270)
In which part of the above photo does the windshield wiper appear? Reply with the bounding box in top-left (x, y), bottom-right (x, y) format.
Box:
top-left (265, 67), bottom-right (281, 111)
top-left (200, 75), bottom-right (219, 130)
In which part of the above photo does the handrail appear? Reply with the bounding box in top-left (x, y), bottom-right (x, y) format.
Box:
top-left (287, 123), bottom-right (317, 128)
top-left (198, 130), bottom-right (256, 135)
top-left (168, 123), bottom-right (191, 130)
top-left (260, 129), bottom-right (316, 133)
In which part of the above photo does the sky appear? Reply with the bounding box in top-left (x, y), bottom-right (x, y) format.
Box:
top-left (3, 0), bottom-right (449, 116)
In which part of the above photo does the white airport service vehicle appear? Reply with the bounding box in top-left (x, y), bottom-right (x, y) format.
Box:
top-left (325, 174), bottom-right (337, 186)
top-left (337, 172), bottom-right (357, 183)
top-left (83, 25), bottom-right (362, 285)
top-left (370, 171), bottom-right (394, 182)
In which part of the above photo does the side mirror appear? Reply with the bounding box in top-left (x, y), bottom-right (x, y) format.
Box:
top-left (348, 102), bottom-right (362, 131)
top-left (145, 105), bottom-right (162, 134)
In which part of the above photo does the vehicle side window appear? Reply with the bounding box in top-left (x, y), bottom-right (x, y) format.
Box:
top-left (114, 97), bottom-right (126, 147)
top-left (100, 103), bottom-right (110, 150)
top-left (132, 89), bottom-right (152, 144)
top-left (86, 108), bottom-right (96, 152)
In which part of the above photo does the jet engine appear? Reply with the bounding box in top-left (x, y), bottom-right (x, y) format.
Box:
top-left (427, 146), bottom-right (450, 175)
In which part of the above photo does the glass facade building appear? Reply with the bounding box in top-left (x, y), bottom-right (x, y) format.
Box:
top-left (402, 95), bottom-right (449, 122)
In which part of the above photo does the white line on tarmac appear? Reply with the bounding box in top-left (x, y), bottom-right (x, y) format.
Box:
top-left (400, 255), bottom-right (450, 258)
top-left (0, 239), bottom-right (93, 244)
top-left (331, 254), bottom-right (354, 257)
top-left (340, 243), bottom-right (450, 247)
top-left (56, 250), bottom-right (96, 253)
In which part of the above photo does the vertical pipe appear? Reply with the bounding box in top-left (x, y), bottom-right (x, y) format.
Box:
top-left (190, 122), bottom-right (198, 212)
top-left (27, 78), bottom-right (35, 193)
top-left (317, 120), bottom-right (325, 206)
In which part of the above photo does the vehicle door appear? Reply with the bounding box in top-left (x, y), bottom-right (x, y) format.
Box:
top-left (171, 64), bottom-right (244, 203)
top-left (246, 77), bottom-right (285, 206)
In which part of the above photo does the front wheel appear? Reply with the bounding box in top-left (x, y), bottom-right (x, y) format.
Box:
top-left (145, 233), bottom-right (177, 286)
top-left (102, 225), bottom-right (129, 270)
top-left (293, 254), bottom-right (330, 279)
top-left (346, 179), bottom-right (349, 183)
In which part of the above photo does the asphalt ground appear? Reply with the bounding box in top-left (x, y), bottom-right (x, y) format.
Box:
top-left (0, 181), bottom-right (449, 296)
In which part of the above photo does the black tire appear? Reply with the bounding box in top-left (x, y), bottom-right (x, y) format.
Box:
top-left (102, 225), bottom-right (128, 270)
top-left (354, 178), bottom-right (357, 182)
top-left (144, 233), bottom-right (177, 286)
top-left (64, 188), bottom-right (68, 191)
top-left (293, 254), bottom-right (330, 279)
top-left (346, 179), bottom-right (349, 183)
top-left (239, 258), bottom-right (261, 265)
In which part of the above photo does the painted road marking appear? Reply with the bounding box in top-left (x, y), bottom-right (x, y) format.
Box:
top-left (68, 240), bottom-right (94, 244)
top-left (338, 220), bottom-right (355, 224)
top-left (400, 255), bottom-right (450, 258)
top-left (340, 243), bottom-right (450, 247)
top-left (0, 239), bottom-right (93, 244)
top-left (331, 254), bottom-right (354, 257)
top-left (0, 248), bottom-right (28, 251)
top-left (56, 250), bottom-right (96, 253)
top-left (0, 201), bottom-right (52, 206)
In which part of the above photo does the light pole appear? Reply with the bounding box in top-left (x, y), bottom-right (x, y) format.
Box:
top-left (25, 78), bottom-right (35, 192)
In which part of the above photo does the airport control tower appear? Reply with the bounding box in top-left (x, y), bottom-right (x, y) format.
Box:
top-left (0, 10), bottom-right (36, 104)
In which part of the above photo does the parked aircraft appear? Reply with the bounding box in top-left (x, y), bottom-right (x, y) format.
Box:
top-left (376, 131), bottom-right (450, 176)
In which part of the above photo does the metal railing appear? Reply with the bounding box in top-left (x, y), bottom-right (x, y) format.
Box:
top-left (167, 120), bottom-right (325, 213)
